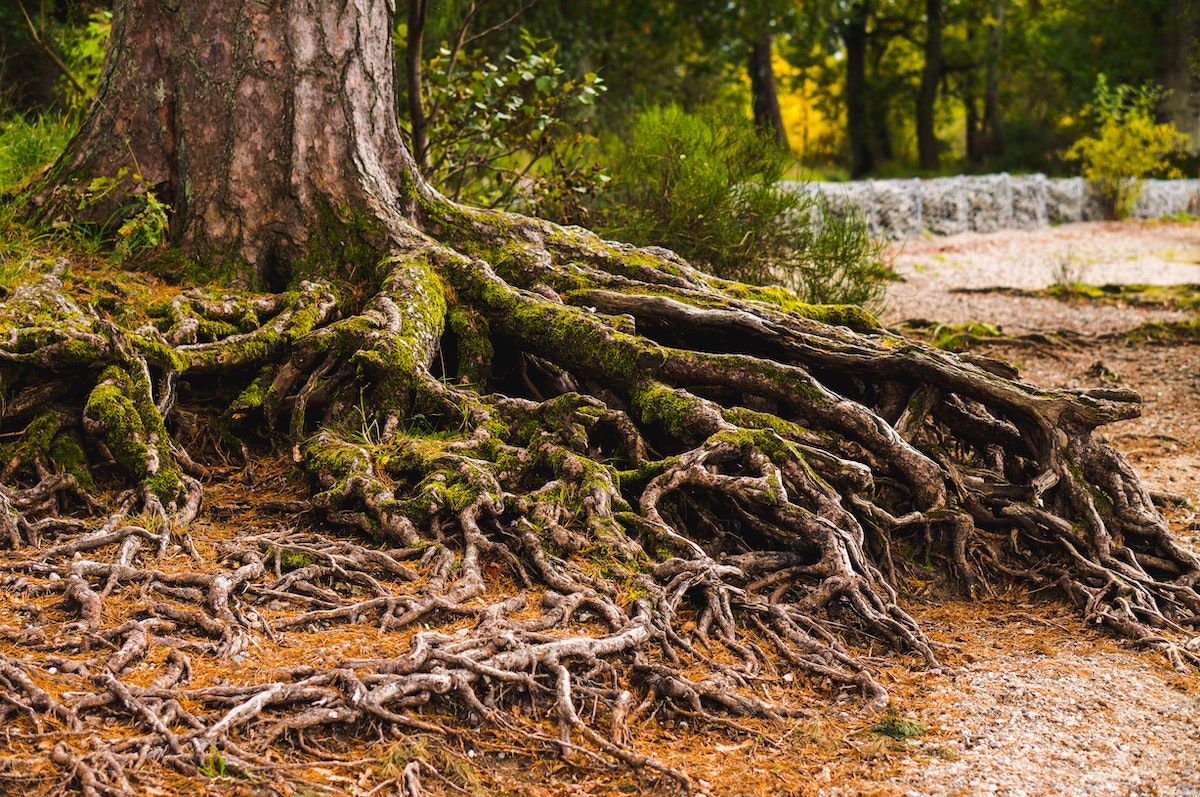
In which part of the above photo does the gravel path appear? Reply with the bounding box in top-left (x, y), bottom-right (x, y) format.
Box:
top-left (829, 220), bottom-right (1200, 797)
top-left (882, 221), bottom-right (1200, 335)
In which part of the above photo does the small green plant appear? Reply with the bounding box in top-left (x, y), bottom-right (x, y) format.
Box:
top-left (79, 168), bottom-right (170, 260)
top-left (1067, 75), bottom-right (1190, 219)
top-left (349, 391), bottom-right (385, 445)
top-left (1049, 250), bottom-right (1087, 291)
top-left (55, 9), bottom-right (112, 112)
top-left (0, 113), bottom-right (77, 191)
top-left (594, 103), bottom-right (887, 307)
top-left (870, 711), bottom-right (927, 740)
top-left (198, 745), bottom-right (230, 779)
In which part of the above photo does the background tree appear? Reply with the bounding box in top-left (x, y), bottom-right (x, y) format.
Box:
top-left (917, 0), bottom-right (943, 169)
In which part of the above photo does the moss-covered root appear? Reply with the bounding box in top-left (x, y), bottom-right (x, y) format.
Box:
top-left (303, 430), bottom-right (419, 545)
top-left (83, 359), bottom-right (185, 508)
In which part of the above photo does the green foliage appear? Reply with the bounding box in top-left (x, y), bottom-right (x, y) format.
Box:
top-left (594, 104), bottom-right (887, 306)
top-left (1067, 75), bottom-right (1190, 219)
top-left (198, 745), bottom-right (230, 779)
top-left (870, 712), bottom-right (927, 740)
top-left (55, 9), bottom-right (111, 113)
top-left (420, 30), bottom-right (606, 215)
top-left (0, 113), bottom-right (76, 191)
top-left (78, 169), bottom-right (169, 260)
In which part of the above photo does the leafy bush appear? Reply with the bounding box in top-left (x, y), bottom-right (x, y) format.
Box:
top-left (418, 31), bottom-right (606, 215)
top-left (1067, 75), bottom-right (1190, 219)
top-left (595, 104), bottom-right (887, 307)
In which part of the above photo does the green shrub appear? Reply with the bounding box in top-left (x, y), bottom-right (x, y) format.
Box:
top-left (418, 30), bottom-right (606, 215)
top-left (595, 104), bottom-right (887, 307)
top-left (1067, 75), bottom-right (1190, 219)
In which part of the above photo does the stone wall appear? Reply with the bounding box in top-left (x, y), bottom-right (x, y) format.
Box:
top-left (787, 175), bottom-right (1200, 239)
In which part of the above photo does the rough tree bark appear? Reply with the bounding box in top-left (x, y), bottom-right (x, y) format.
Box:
top-left (980, 0), bottom-right (1007, 162)
top-left (1157, 0), bottom-right (1200, 154)
top-left (5, 0), bottom-right (1200, 793)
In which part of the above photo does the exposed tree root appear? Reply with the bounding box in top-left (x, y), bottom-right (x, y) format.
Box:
top-left (1, 198), bottom-right (1199, 794)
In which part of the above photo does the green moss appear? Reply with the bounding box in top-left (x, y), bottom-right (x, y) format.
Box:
top-left (143, 468), bottom-right (184, 504)
top-left (615, 456), bottom-right (680, 489)
top-left (444, 305), bottom-right (493, 384)
top-left (1123, 319), bottom-right (1200, 344)
top-left (724, 406), bottom-right (830, 443)
top-left (83, 366), bottom-right (183, 502)
top-left (709, 427), bottom-right (794, 463)
top-left (84, 380), bottom-right (150, 479)
top-left (139, 248), bottom-right (236, 286)
top-left (129, 330), bottom-right (188, 371)
top-left (631, 384), bottom-right (700, 438)
top-left (280, 550), bottom-right (312, 569)
top-left (297, 202), bottom-right (389, 293)
top-left (716, 282), bottom-right (882, 332)
top-left (21, 413), bottom-right (60, 454)
top-left (48, 433), bottom-right (94, 489)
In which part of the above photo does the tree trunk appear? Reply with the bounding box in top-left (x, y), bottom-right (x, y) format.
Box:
top-left (1158, 0), bottom-right (1200, 154)
top-left (981, 0), bottom-right (1007, 162)
top-left (964, 18), bottom-right (983, 164)
top-left (9, 0), bottom-right (1200, 791)
top-left (406, 0), bottom-right (432, 171)
top-left (749, 31), bottom-right (791, 151)
top-left (917, 0), bottom-right (943, 170)
top-left (35, 0), bottom-right (424, 288)
top-left (845, 0), bottom-right (874, 176)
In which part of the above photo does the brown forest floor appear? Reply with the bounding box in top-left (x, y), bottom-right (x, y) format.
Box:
top-left (5, 221), bottom-right (1200, 797)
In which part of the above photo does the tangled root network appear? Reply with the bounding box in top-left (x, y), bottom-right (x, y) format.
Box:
top-left (1, 198), bottom-right (1198, 794)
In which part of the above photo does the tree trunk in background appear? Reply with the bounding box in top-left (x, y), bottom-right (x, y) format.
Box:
top-left (35, 0), bottom-right (423, 288)
top-left (1158, 0), bottom-right (1200, 154)
top-left (845, 0), bottom-right (874, 177)
top-left (917, 0), bottom-right (942, 170)
top-left (981, 0), bottom-right (1007, 162)
top-left (750, 31), bottom-right (791, 151)
top-left (406, 0), bottom-right (432, 171)
top-left (963, 19), bottom-right (982, 164)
